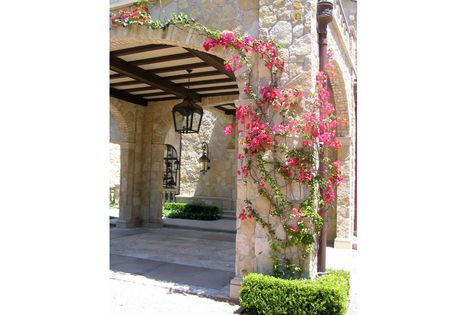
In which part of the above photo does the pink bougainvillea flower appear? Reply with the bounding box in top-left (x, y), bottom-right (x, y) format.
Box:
top-left (289, 226), bottom-right (298, 233)
top-left (224, 125), bottom-right (233, 135)
top-left (291, 208), bottom-right (302, 218)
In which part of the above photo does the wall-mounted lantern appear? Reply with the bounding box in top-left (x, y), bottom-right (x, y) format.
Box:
top-left (172, 69), bottom-right (204, 134)
top-left (198, 142), bottom-right (210, 174)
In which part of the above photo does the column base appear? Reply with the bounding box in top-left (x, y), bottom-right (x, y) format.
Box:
top-left (144, 219), bottom-right (163, 228)
top-left (229, 277), bottom-right (242, 301)
top-left (116, 218), bottom-right (141, 228)
top-left (334, 237), bottom-right (352, 249)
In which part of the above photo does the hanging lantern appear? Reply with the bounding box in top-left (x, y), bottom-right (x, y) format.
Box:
top-left (198, 142), bottom-right (210, 174)
top-left (172, 69), bottom-right (204, 134)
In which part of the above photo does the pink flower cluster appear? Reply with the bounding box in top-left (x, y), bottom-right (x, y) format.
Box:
top-left (204, 33), bottom-right (285, 73)
top-left (111, 4), bottom-right (150, 25)
top-left (258, 86), bottom-right (302, 109)
top-left (239, 208), bottom-right (253, 221)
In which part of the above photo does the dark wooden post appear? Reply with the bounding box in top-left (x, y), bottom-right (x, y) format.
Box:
top-left (316, 0), bottom-right (334, 274)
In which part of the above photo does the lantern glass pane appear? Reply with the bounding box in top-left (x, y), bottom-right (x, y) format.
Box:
top-left (192, 111), bottom-right (202, 133)
top-left (174, 111), bottom-right (185, 132)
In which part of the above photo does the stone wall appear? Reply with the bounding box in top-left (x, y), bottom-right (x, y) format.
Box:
top-left (148, 0), bottom-right (259, 37)
top-left (178, 109), bottom-right (235, 201)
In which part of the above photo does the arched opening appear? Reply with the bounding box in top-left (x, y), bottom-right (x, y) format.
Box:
top-left (327, 60), bottom-right (355, 249)
top-left (162, 144), bottom-right (179, 202)
top-left (109, 103), bottom-right (131, 225)
top-left (109, 29), bottom-right (243, 296)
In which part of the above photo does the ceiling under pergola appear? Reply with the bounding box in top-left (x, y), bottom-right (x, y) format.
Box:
top-left (110, 44), bottom-right (238, 115)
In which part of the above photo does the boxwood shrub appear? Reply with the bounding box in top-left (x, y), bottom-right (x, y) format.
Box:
top-left (240, 269), bottom-right (350, 315)
top-left (163, 202), bottom-right (220, 220)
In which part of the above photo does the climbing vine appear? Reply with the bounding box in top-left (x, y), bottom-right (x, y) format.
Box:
top-left (111, 0), bottom-right (345, 279)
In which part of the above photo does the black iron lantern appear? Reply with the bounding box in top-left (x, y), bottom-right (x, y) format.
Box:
top-left (198, 142), bottom-right (210, 174)
top-left (163, 144), bottom-right (179, 189)
top-left (172, 69), bottom-right (204, 134)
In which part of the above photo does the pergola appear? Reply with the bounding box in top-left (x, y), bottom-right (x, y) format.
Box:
top-left (110, 44), bottom-right (238, 115)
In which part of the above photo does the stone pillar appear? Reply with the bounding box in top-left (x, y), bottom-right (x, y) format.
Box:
top-left (230, 99), bottom-right (257, 300)
top-left (117, 142), bottom-right (141, 227)
top-left (334, 137), bottom-right (353, 248)
top-left (145, 143), bottom-right (165, 227)
top-left (230, 0), bottom-right (321, 299)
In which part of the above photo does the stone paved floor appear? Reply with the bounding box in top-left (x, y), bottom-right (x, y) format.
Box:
top-left (110, 227), bottom-right (236, 298)
top-left (110, 225), bottom-right (357, 314)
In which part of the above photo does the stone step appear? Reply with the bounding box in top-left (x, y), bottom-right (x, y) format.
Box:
top-left (220, 209), bottom-right (236, 220)
top-left (221, 209), bottom-right (236, 214)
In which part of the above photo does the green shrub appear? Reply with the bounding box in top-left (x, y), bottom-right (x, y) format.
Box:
top-left (240, 270), bottom-right (350, 315)
top-left (163, 202), bottom-right (220, 220)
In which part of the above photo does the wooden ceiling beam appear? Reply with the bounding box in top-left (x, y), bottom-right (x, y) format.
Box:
top-left (215, 105), bottom-right (236, 115)
top-left (163, 70), bottom-right (222, 81)
top-left (110, 87), bottom-right (148, 106)
top-left (138, 91), bottom-right (170, 97)
top-left (110, 80), bottom-right (140, 87)
top-left (110, 56), bottom-right (201, 101)
top-left (119, 78), bottom-right (235, 93)
top-left (176, 78), bottom-right (235, 86)
top-left (110, 63), bottom-right (211, 80)
top-left (130, 52), bottom-right (195, 66)
top-left (120, 86), bottom-right (162, 93)
top-left (147, 96), bottom-right (180, 102)
top-left (192, 85), bottom-right (239, 92)
top-left (199, 91), bottom-right (240, 98)
top-left (185, 48), bottom-right (236, 80)
top-left (137, 85), bottom-right (238, 97)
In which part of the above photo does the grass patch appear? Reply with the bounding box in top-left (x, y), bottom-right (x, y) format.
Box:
top-left (163, 202), bottom-right (220, 220)
top-left (240, 269), bottom-right (350, 315)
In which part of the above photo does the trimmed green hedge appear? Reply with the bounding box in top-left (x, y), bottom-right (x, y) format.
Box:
top-left (163, 202), bottom-right (220, 220)
top-left (240, 270), bottom-right (350, 315)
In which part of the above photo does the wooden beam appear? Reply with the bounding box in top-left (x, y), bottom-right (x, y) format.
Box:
top-left (199, 91), bottom-right (240, 97)
top-left (152, 62), bottom-right (211, 74)
top-left (138, 85), bottom-right (238, 97)
top-left (110, 63), bottom-right (211, 80)
top-left (110, 87), bottom-right (147, 106)
top-left (110, 56), bottom-right (201, 101)
top-left (111, 44), bottom-right (173, 56)
top-left (110, 73), bottom-right (124, 80)
top-left (185, 48), bottom-right (236, 80)
top-left (110, 80), bottom-right (140, 87)
top-left (176, 78), bottom-right (235, 87)
top-left (215, 105), bottom-right (236, 115)
top-left (137, 91), bottom-right (169, 97)
top-left (192, 85), bottom-right (239, 92)
top-left (130, 52), bottom-right (194, 66)
top-left (147, 96), bottom-right (180, 102)
top-left (119, 78), bottom-right (235, 93)
top-left (162, 70), bottom-right (222, 81)
top-left (120, 86), bottom-right (162, 93)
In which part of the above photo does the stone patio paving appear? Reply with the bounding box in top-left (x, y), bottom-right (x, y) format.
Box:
top-left (110, 223), bottom-right (357, 313)
top-left (110, 226), bottom-right (236, 298)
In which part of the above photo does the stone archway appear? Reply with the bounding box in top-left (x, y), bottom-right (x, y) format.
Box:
top-left (110, 22), bottom-right (249, 230)
top-left (327, 60), bottom-right (355, 249)
top-left (110, 99), bottom-right (143, 227)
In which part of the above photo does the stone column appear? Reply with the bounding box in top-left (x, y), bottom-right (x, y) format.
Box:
top-left (334, 137), bottom-right (354, 248)
top-left (117, 142), bottom-right (141, 227)
top-left (230, 99), bottom-right (257, 300)
top-left (145, 143), bottom-right (165, 227)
